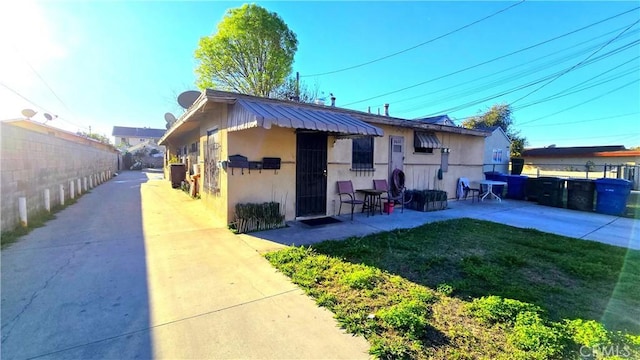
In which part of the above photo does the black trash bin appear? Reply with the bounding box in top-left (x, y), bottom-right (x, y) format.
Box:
top-left (567, 179), bottom-right (595, 212)
top-left (170, 163), bottom-right (186, 188)
top-left (511, 158), bottom-right (524, 175)
top-left (594, 178), bottom-right (632, 216)
top-left (506, 175), bottom-right (528, 200)
top-left (525, 177), bottom-right (542, 201)
top-left (538, 177), bottom-right (565, 208)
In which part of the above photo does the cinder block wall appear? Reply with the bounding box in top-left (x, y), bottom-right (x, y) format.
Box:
top-left (1, 123), bottom-right (119, 232)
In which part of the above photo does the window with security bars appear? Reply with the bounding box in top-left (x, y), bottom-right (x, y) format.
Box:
top-left (352, 136), bottom-right (374, 170)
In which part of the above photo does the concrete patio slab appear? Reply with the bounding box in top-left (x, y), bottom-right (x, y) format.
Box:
top-left (247, 198), bottom-right (639, 251)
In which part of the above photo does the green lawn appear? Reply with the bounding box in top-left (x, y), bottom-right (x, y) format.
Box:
top-left (266, 219), bottom-right (640, 359)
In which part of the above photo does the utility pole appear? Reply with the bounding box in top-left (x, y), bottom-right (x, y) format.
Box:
top-left (295, 71), bottom-right (300, 102)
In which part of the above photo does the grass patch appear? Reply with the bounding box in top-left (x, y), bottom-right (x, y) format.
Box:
top-left (1, 199), bottom-right (76, 249)
top-left (266, 218), bottom-right (640, 359)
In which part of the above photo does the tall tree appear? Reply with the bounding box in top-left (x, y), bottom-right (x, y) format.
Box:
top-left (461, 104), bottom-right (528, 157)
top-left (194, 4), bottom-right (298, 97)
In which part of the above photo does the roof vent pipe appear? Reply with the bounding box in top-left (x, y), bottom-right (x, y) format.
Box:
top-left (384, 103), bottom-right (389, 116)
top-left (330, 93), bottom-right (336, 107)
top-left (367, 106), bottom-right (371, 113)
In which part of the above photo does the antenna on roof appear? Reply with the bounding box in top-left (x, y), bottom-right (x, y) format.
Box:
top-left (21, 109), bottom-right (36, 119)
top-left (177, 90), bottom-right (200, 109)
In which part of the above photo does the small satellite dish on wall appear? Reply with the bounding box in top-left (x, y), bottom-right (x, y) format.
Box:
top-left (43, 113), bottom-right (57, 123)
top-left (164, 112), bottom-right (176, 123)
top-left (21, 108), bottom-right (36, 118)
top-left (177, 90), bottom-right (200, 109)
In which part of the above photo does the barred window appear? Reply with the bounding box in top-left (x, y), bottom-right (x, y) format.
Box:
top-left (352, 137), bottom-right (374, 169)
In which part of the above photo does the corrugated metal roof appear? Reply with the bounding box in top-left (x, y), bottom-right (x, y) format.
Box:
top-left (414, 131), bottom-right (442, 149)
top-left (112, 126), bottom-right (166, 138)
top-left (227, 99), bottom-right (383, 137)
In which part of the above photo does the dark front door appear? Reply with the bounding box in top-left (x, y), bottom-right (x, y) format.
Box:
top-left (296, 132), bottom-right (327, 217)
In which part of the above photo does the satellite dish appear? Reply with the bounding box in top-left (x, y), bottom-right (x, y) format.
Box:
top-left (177, 90), bottom-right (200, 109)
top-left (164, 112), bottom-right (176, 123)
top-left (44, 113), bottom-right (53, 121)
top-left (21, 109), bottom-right (36, 118)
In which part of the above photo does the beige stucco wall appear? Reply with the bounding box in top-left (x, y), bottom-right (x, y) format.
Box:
top-left (326, 125), bottom-right (485, 217)
top-left (164, 111), bottom-right (486, 224)
top-left (226, 126), bottom-right (297, 223)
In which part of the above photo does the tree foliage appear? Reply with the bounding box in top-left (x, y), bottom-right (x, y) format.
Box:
top-left (461, 104), bottom-right (528, 157)
top-left (194, 4), bottom-right (298, 97)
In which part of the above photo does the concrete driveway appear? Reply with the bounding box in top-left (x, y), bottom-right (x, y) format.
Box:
top-left (1, 170), bottom-right (369, 359)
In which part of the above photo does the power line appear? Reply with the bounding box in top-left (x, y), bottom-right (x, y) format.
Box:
top-left (340, 6), bottom-right (640, 107)
top-left (517, 78), bottom-right (640, 126)
top-left (520, 112), bottom-right (639, 128)
top-left (302, 1), bottom-right (526, 77)
top-left (415, 40), bottom-right (639, 117)
top-left (11, 44), bottom-right (75, 116)
top-left (539, 132), bottom-right (640, 142)
top-left (428, 77), bottom-right (638, 128)
top-left (509, 19), bottom-right (640, 105)
top-left (391, 26), bottom-right (640, 114)
top-left (0, 82), bottom-right (89, 130)
top-left (0, 82), bottom-right (56, 115)
top-left (513, 59), bottom-right (639, 110)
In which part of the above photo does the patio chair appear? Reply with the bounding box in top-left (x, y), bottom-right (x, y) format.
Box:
top-left (457, 177), bottom-right (480, 203)
top-left (337, 180), bottom-right (365, 220)
top-left (373, 178), bottom-right (406, 213)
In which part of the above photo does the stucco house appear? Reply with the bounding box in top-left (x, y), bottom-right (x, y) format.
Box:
top-left (158, 89), bottom-right (488, 226)
top-left (478, 126), bottom-right (511, 174)
top-left (112, 126), bottom-right (166, 147)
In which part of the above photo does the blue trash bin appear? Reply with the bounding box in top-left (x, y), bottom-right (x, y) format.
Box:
top-left (594, 178), bottom-right (632, 216)
top-left (485, 172), bottom-right (507, 197)
top-left (506, 175), bottom-right (528, 200)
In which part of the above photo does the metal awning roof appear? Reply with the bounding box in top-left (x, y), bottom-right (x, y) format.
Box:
top-left (228, 99), bottom-right (383, 137)
top-left (414, 131), bottom-right (442, 149)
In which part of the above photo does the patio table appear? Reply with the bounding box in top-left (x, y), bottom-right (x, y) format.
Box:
top-left (479, 180), bottom-right (507, 202)
top-left (356, 189), bottom-right (385, 216)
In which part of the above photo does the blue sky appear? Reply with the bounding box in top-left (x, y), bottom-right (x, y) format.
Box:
top-left (1, 1), bottom-right (638, 149)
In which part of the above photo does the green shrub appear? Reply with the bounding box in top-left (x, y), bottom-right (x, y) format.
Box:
top-left (341, 267), bottom-right (382, 290)
top-left (316, 292), bottom-right (337, 308)
top-left (565, 319), bottom-right (612, 347)
top-left (508, 312), bottom-right (568, 360)
top-left (377, 300), bottom-right (429, 339)
top-left (436, 283), bottom-right (454, 296)
top-left (369, 334), bottom-right (413, 360)
top-left (467, 295), bottom-right (542, 325)
top-left (409, 286), bottom-right (437, 304)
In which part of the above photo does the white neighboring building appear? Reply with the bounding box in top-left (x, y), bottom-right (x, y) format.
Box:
top-left (112, 126), bottom-right (166, 147)
top-left (479, 126), bottom-right (511, 174)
